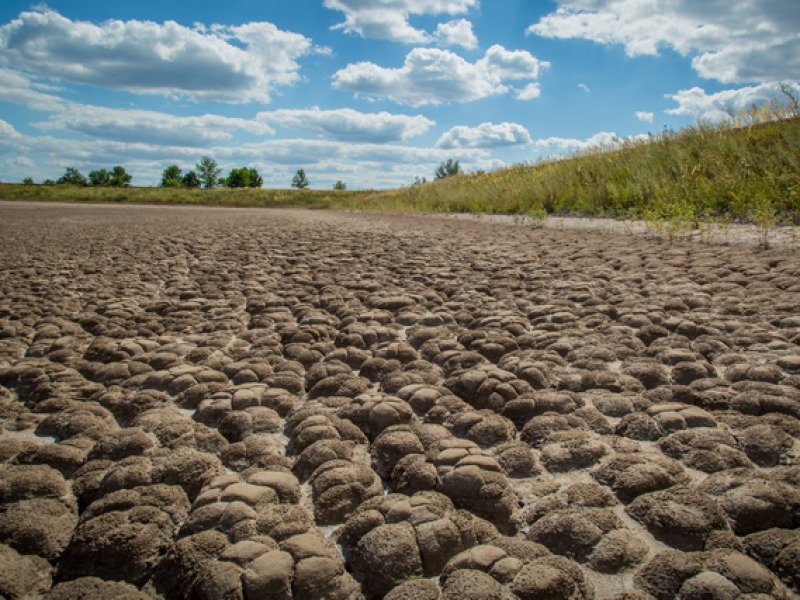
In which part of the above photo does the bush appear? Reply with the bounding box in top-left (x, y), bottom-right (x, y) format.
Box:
top-left (57, 167), bottom-right (87, 186)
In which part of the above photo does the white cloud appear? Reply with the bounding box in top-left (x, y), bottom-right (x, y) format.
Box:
top-left (324, 0), bottom-right (478, 44)
top-left (437, 122), bottom-right (532, 149)
top-left (516, 83), bottom-right (542, 100)
top-left (0, 68), bottom-right (64, 111)
top-left (578, 83), bottom-right (591, 93)
top-left (527, 0), bottom-right (800, 83)
top-left (0, 9), bottom-right (316, 103)
top-left (33, 104), bottom-right (275, 146)
top-left (665, 82), bottom-right (800, 121)
top-left (432, 19), bottom-right (478, 50)
top-left (256, 107), bottom-right (434, 143)
top-left (333, 45), bottom-right (548, 106)
top-left (534, 131), bottom-right (623, 153)
top-left (0, 119), bottom-right (21, 140)
top-left (635, 111), bottom-right (654, 123)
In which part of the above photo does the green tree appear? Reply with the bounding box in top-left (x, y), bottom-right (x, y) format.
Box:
top-left (89, 168), bottom-right (111, 186)
top-left (225, 167), bottom-right (250, 188)
top-left (182, 170), bottom-right (201, 188)
top-left (161, 165), bottom-right (182, 187)
top-left (435, 158), bottom-right (460, 180)
top-left (196, 155), bottom-right (221, 189)
top-left (333, 180), bottom-right (347, 190)
top-left (292, 168), bottom-right (309, 189)
top-left (247, 167), bottom-right (263, 188)
top-left (109, 166), bottom-right (132, 187)
top-left (57, 167), bottom-right (87, 185)
top-left (22, 177), bottom-right (34, 185)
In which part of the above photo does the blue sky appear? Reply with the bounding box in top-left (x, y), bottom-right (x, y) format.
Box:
top-left (0, 1), bottom-right (798, 189)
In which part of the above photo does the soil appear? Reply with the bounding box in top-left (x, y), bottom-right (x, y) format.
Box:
top-left (1, 201), bottom-right (799, 599)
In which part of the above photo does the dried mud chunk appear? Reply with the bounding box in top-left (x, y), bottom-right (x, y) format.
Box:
top-left (588, 529), bottom-right (649, 573)
top-left (35, 403), bottom-right (117, 441)
top-left (437, 463), bottom-right (518, 534)
top-left (634, 550), bottom-right (705, 600)
top-left (44, 577), bottom-right (150, 600)
top-left (448, 410), bottom-right (516, 448)
top-left (445, 365), bottom-right (531, 412)
top-left (592, 453), bottom-right (687, 504)
top-left (87, 426), bottom-right (154, 460)
top-left (353, 522), bottom-right (424, 599)
top-left (243, 549), bottom-right (293, 600)
top-left (622, 362), bottom-right (670, 390)
top-left (308, 372), bottom-right (372, 399)
top-left (540, 430), bottom-right (608, 473)
top-left (58, 505), bottom-right (176, 586)
top-left (12, 438), bottom-right (91, 478)
top-left (626, 487), bottom-right (732, 551)
top-left (151, 447), bottom-right (225, 501)
top-left (491, 441), bottom-right (540, 478)
top-left (308, 459), bottom-right (382, 525)
top-left (616, 412), bottom-right (665, 441)
top-left (385, 578), bottom-right (443, 600)
top-left (736, 424), bottom-right (795, 467)
top-left (337, 392), bottom-right (414, 440)
top-left (744, 528), bottom-right (800, 591)
top-left (509, 555), bottom-right (595, 599)
top-left (372, 426), bottom-right (425, 479)
top-left (521, 414), bottom-right (587, 449)
top-left (293, 438), bottom-right (354, 481)
top-left (391, 453), bottom-right (438, 493)
top-left (658, 429), bottom-right (753, 473)
top-left (0, 463), bottom-right (68, 503)
top-left (0, 497), bottom-right (77, 560)
top-left (699, 470), bottom-right (800, 535)
top-left (0, 543), bottom-right (52, 599)
top-left (441, 569), bottom-right (507, 599)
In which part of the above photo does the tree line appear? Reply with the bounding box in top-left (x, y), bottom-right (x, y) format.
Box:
top-left (28, 156), bottom-right (460, 189)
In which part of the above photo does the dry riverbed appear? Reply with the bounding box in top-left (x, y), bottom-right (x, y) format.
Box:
top-left (1, 201), bottom-right (799, 599)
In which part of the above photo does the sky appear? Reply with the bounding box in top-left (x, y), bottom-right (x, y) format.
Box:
top-left (0, 1), bottom-right (798, 189)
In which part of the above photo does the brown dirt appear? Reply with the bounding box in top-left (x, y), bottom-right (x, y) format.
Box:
top-left (1, 201), bottom-right (799, 599)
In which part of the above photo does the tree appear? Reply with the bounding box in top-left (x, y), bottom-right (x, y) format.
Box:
top-left (161, 165), bottom-right (182, 187)
top-left (57, 167), bottom-right (87, 186)
top-left (182, 170), bottom-right (201, 188)
top-left (109, 166), bottom-right (132, 187)
top-left (89, 168), bottom-right (111, 186)
top-left (435, 158), bottom-right (460, 180)
top-left (247, 167), bottom-right (263, 188)
top-left (333, 180), bottom-right (347, 190)
top-left (292, 168), bottom-right (309, 189)
top-left (226, 167), bottom-right (250, 188)
top-left (22, 177), bottom-right (34, 185)
top-left (196, 155), bottom-right (221, 189)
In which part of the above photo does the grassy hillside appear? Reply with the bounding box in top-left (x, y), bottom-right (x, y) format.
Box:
top-left (344, 113), bottom-right (800, 230)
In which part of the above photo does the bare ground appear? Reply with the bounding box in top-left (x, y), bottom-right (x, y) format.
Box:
top-left (1, 201), bottom-right (800, 599)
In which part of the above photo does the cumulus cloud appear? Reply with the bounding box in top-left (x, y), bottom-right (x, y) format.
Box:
top-left (533, 131), bottom-right (623, 153)
top-left (516, 83), bottom-right (542, 100)
top-left (635, 111), bottom-right (654, 123)
top-left (0, 9), bottom-right (317, 103)
top-left (257, 107), bottom-right (434, 142)
top-left (527, 0), bottom-right (800, 83)
top-left (432, 19), bottom-right (478, 49)
top-left (324, 0), bottom-right (478, 44)
top-left (33, 104), bottom-right (275, 146)
top-left (437, 122), bottom-right (532, 149)
top-left (333, 45), bottom-right (548, 106)
top-left (665, 82), bottom-right (800, 121)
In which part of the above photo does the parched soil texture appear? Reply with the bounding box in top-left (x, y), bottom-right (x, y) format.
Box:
top-left (2, 201), bottom-right (800, 600)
